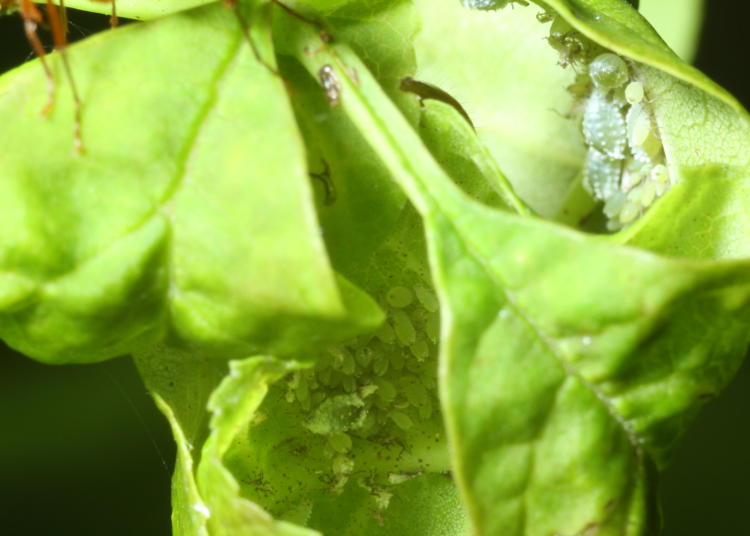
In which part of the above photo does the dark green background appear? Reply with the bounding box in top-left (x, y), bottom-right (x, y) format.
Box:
top-left (0, 3), bottom-right (748, 535)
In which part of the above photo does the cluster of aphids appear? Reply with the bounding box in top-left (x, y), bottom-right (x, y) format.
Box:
top-left (282, 271), bottom-right (440, 496)
top-left (543, 13), bottom-right (672, 230)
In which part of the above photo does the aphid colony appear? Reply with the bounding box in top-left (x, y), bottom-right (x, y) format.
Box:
top-left (277, 254), bottom-right (441, 499)
top-left (544, 14), bottom-right (673, 229)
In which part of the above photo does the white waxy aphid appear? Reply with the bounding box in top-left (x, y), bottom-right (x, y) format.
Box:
top-left (386, 286), bottom-right (414, 308)
top-left (583, 88), bottom-right (627, 159)
top-left (625, 81), bottom-right (644, 104)
top-left (462, 0), bottom-right (528, 9)
top-left (583, 147), bottom-right (623, 199)
top-left (589, 53), bottom-right (629, 89)
top-left (389, 411), bottom-right (414, 430)
top-left (392, 309), bottom-right (417, 346)
top-left (414, 285), bottom-right (439, 312)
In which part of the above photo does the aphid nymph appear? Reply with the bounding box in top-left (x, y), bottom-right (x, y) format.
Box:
top-left (319, 64), bottom-right (342, 107)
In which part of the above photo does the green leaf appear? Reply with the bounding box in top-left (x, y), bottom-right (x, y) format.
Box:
top-left (0, 3), bottom-right (381, 363)
top-left (412, 0), bottom-right (584, 219)
top-left (284, 19), bottom-right (750, 534)
top-left (62, 0), bottom-right (214, 20)
top-left (616, 64), bottom-right (750, 259)
top-left (639, 0), bottom-right (704, 62)
top-left (135, 348), bottom-right (317, 536)
top-left (539, 0), bottom-right (742, 114)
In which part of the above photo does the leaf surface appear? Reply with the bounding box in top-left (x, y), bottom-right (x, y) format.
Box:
top-left (0, 3), bottom-right (381, 363)
top-left (284, 19), bottom-right (750, 533)
top-left (135, 349), bottom-right (318, 536)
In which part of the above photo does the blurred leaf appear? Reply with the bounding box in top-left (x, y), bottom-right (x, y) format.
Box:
top-left (135, 348), bottom-right (317, 536)
top-left (0, 3), bottom-right (381, 363)
top-left (640, 0), bottom-right (704, 62)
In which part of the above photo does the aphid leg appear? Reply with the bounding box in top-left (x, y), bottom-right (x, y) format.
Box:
top-left (18, 0), bottom-right (55, 115)
top-left (46, 0), bottom-right (84, 152)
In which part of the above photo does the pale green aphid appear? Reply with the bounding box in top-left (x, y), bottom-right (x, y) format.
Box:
top-left (583, 147), bottom-right (623, 199)
top-left (461, 0), bottom-right (528, 9)
top-left (574, 51), bottom-right (672, 228)
top-left (546, 15), bottom-right (588, 67)
top-left (392, 309), bottom-right (417, 345)
top-left (625, 81), bottom-right (644, 104)
top-left (386, 286), bottom-right (413, 308)
top-left (589, 53), bottom-right (629, 89)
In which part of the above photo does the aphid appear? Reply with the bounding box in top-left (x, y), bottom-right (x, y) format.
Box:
top-left (409, 338), bottom-right (430, 361)
top-left (583, 147), bottom-right (622, 199)
top-left (391, 310), bottom-right (416, 346)
top-left (588, 53), bottom-right (629, 90)
top-left (582, 88), bottom-right (628, 159)
top-left (414, 285), bottom-right (439, 313)
top-left (386, 286), bottom-right (414, 308)
top-left (319, 64), bottom-right (342, 106)
top-left (461, 0), bottom-right (528, 9)
top-left (546, 16), bottom-right (589, 68)
top-left (625, 81), bottom-right (644, 104)
top-left (574, 51), bottom-right (672, 227)
top-left (399, 76), bottom-right (474, 129)
top-left (389, 410), bottom-right (413, 431)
